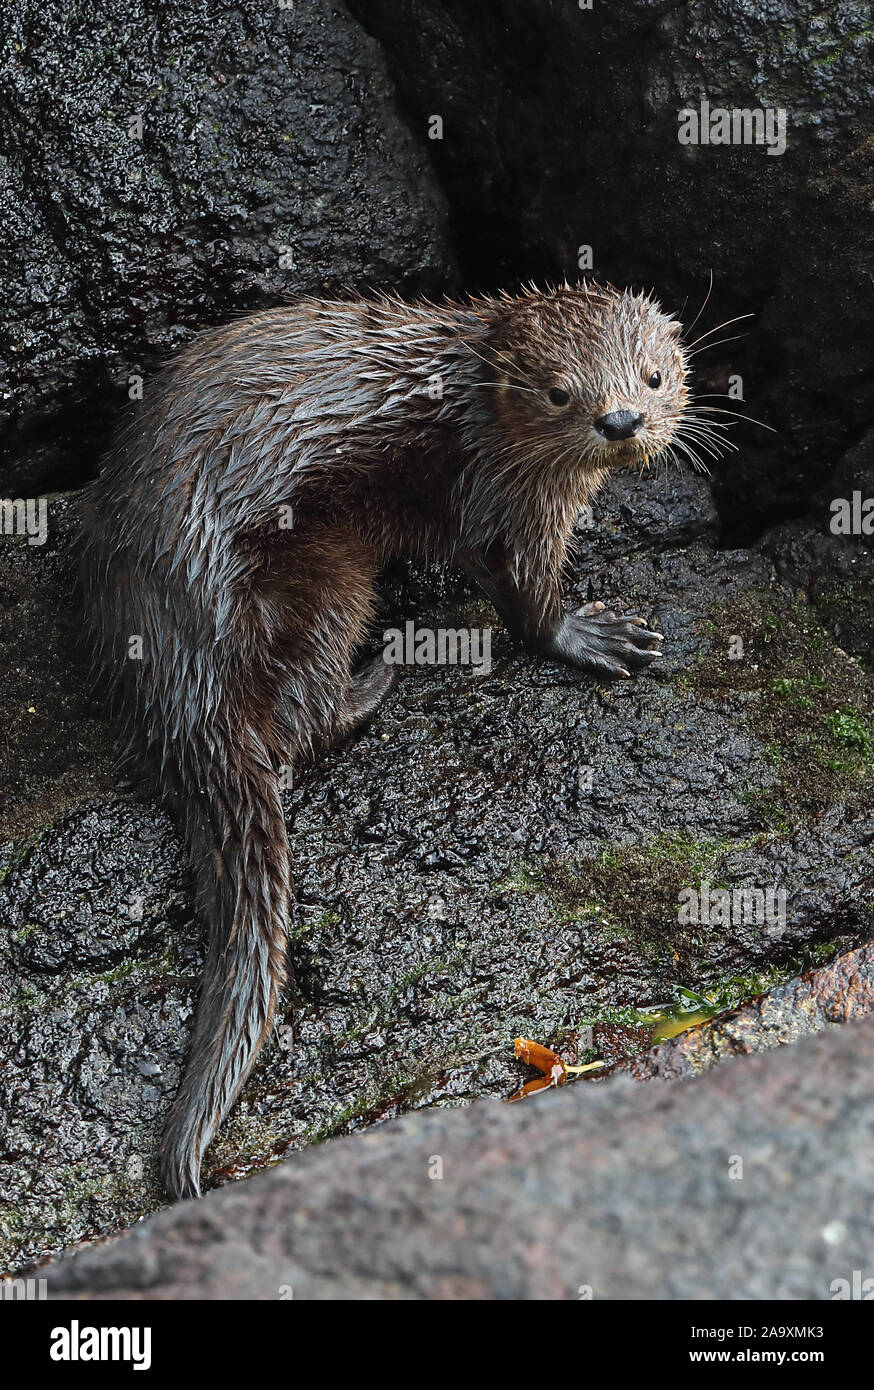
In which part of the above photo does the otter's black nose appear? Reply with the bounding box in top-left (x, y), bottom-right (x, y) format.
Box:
top-left (595, 410), bottom-right (644, 441)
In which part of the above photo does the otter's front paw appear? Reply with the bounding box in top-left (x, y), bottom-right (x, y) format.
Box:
top-left (547, 601), bottom-right (663, 677)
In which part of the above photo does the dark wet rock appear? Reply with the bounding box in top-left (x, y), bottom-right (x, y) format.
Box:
top-left (2, 467), bottom-right (872, 1274)
top-left (349, 0), bottom-right (874, 535)
top-left (762, 427), bottom-right (874, 668)
top-left (0, 0), bottom-right (454, 493)
top-left (0, 495), bottom-right (114, 845)
top-left (37, 1012), bottom-right (874, 1300)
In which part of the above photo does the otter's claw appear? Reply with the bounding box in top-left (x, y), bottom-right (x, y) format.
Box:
top-left (547, 602), bottom-right (664, 677)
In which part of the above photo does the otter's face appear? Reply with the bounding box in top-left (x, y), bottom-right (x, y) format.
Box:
top-left (485, 287), bottom-right (689, 474)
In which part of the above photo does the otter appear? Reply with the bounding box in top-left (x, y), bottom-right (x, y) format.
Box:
top-left (79, 282), bottom-right (701, 1199)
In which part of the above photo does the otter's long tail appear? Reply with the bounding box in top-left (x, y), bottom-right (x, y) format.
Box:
top-left (159, 721), bottom-right (291, 1200)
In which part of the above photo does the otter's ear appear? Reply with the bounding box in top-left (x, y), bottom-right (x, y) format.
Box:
top-left (665, 319), bottom-right (683, 339)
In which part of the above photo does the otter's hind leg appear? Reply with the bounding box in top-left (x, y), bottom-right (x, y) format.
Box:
top-left (337, 652), bottom-right (396, 740)
top-left (267, 523), bottom-right (392, 753)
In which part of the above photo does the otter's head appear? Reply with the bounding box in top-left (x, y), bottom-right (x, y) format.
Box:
top-left (481, 283), bottom-right (690, 475)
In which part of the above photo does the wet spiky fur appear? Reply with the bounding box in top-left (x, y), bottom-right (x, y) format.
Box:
top-left (79, 281), bottom-right (695, 1200)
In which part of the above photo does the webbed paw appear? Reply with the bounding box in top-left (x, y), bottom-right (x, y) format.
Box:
top-left (549, 601), bottom-right (663, 677)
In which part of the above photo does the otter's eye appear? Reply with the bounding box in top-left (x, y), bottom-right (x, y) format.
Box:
top-left (548, 387), bottom-right (570, 407)
top-left (648, 370), bottom-right (662, 389)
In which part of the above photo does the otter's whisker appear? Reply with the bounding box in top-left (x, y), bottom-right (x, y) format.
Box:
top-left (681, 414), bottom-right (735, 433)
top-left (685, 313), bottom-right (754, 350)
top-left (677, 431), bottom-right (736, 459)
top-left (686, 406), bottom-right (777, 432)
top-left (685, 268), bottom-right (715, 337)
top-left (687, 334), bottom-right (750, 358)
top-left (678, 417), bottom-right (738, 448)
top-left (670, 434), bottom-right (712, 475)
top-left (675, 429), bottom-right (728, 461)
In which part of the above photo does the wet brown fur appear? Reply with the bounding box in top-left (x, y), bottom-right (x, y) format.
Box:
top-left (79, 282), bottom-right (692, 1198)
